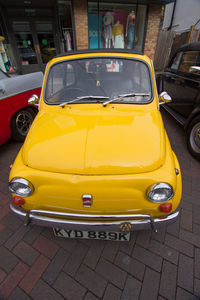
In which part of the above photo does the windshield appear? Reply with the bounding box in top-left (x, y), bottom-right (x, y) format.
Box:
top-left (45, 57), bottom-right (152, 104)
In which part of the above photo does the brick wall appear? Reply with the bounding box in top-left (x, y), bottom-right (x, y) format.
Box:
top-left (73, 0), bottom-right (89, 50)
top-left (144, 4), bottom-right (162, 60)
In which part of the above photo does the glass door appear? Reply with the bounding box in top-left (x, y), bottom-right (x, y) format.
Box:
top-left (12, 21), bottom-right (56, 73)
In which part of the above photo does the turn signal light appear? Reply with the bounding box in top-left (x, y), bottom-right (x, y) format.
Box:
top-left (159, 203), bottom-right (172, 213)
top-left (13, 196), bottom-right (25, 206)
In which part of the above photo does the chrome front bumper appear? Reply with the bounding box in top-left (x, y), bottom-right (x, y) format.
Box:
top-left (10, 203), bottom-right (179, 233)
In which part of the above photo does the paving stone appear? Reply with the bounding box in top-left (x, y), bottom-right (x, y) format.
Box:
top-left (148, 239), bottom-right (178, 265)
top-left (19, 254), bottom-right (50, 294)
top-left (176, 287), bottom-right (199, 300)
top-left (23, 226), bottom-right (43, 245)
top-left (0, 204), bottom-right (10, 221)
top-left (194, 248), bottom-right (200, 279)
top-left (0, 192), bottom-right (10, 205)
top-left (84, 292), bottom-right (100, 300)
top-left (102, 241), bottom-right (120, 262)
top-left (166, 217), bottom-right (180, 237)
top-left (0, 268), bottom-right (7, 284)
top-left (0, 246), bottom-right (19, 273)
top-left (180, 208), bottom-right (193, 231)
top-left (178, 254), bottom-right (193, 293)
top-left (121, 275), bottom-right (141, 300)
top-left (194, 278), bottom-right (200, 298)
top-left (119, 233), bottom-right (136, 255)
top-left (42, 248), bottom-right (70, 285)
top-left (83, 240), bottom-right (105, 269)
top-left (13, 241), bottom-right (39, 266)
top-left (140, 267), bottom-right (160, 300)
top-left (159, 260), bottom-right (177, 300)
top-left (54, 236), bottom-right (78, 253)
top-left (136, 230), bottom-right (152, 248)
top-left (165, 233), bottom-right (193, 257)
top-left (63, 241), bottom-right (88, 276)
top-left (151, 227), bottom-right (166, 243)
top-left (96, 257), bottom-right (127, 289)
top-left (193, 205), bottom-right (200, 225)
top-left (0, 262), bottom-right (29, 299)
top-left (0, 226), bottom-right (14, 246)
top-left (33, 235), bottom-right (59, 259)
top-left (31, 279), bottom-right (64, 300)
top-left (132, 244), bottom-right (162, 272)
top-left (114, 251), bottom-right (145, 281)
top-left (193, 223), bottom-right (200, 235)
top-left (103, 283), bottom-right (122, 300)
top-left (54, 271), bottom-right (86, 300)
top-left (5, 225), bottom-right (30, 250)
top-left (180, 229), bottom-right (200, 248)
top-left (2, 212), bottom-right (22, 231)
top-left (8, 287), bottom-right (32, 300)
top-left (75, 265), bottom-right (107, 298)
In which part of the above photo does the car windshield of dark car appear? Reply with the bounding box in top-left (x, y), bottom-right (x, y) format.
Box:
top-left (45, 58), bottom-right (152, 104)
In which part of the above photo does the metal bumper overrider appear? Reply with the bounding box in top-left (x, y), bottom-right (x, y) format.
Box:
top-left (10, 203), bottom-right (179, 233)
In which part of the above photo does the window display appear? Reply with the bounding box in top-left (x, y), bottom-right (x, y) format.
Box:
top-left (88, 2), bottom-right (147, 52)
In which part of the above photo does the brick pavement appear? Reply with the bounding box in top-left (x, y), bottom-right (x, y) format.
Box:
top-left (0, 109), bottom-right (199, 300)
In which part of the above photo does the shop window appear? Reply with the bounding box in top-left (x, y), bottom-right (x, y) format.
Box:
top-left (57, 0), bottom-right (75, 52)
top-left (88, 2), bottom-right (147, 52)
top-left (0, 23), bottom-right (16, 73)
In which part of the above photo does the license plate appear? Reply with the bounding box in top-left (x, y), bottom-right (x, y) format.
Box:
top-left (53, 228), bottom-right (130, 241)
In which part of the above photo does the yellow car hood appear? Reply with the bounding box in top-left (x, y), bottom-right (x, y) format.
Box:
top-left (22, 105), bottom-right (166, 175)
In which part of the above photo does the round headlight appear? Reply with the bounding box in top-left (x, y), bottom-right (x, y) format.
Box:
top-left (147, 183), bottom-right (174, 203)
top-left (9, 178), bottom-right (34, 197)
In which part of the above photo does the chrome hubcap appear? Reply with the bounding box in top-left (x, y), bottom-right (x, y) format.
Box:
top-left (190, 122), bottom-right (200, 153)
top-left (16, 111), bottom-right (33, 136)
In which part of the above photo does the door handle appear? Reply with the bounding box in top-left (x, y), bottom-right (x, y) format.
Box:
top-left (0, 88), bottom-right (5, 94)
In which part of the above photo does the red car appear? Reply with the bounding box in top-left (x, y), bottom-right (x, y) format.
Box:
top-left (0, 69), bottom-right (42, 145)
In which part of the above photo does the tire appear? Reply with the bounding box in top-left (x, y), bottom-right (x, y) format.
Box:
top-left (186, 115), bottom-right (200, 160)
top-left (11, 107), bottom-right (36, 142)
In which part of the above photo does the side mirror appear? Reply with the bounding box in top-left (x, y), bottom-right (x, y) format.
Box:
top-left (189, 66), bottom-right (200, 74)
top-left (28, 94), bottom-right (39, 106)
top-left (159, 91), bottom-right (172, 105)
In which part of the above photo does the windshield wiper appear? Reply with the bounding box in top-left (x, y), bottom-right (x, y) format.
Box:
top-left (102, 93), bottom-right (150, 107)
top-left (60, 96), bottom-right (109, 108)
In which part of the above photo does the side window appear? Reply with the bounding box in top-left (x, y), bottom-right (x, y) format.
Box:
top-left (179, 51), bottom-right (200, 74)
top-left (171, 52), bottom-right (183, 71)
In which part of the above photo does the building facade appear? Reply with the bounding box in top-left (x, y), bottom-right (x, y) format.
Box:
top-left (0, 0), bottom-right (174, 74)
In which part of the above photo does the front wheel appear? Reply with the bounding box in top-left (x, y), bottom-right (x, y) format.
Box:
top-left (186, 116), bottom-right (200, 160)
top-left (11, 108), bottom-right (36, 142)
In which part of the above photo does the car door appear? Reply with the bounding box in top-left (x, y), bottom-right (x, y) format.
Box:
top-left (0, 71), bottom-right (12, 145)
top-left (162, 50), bottom-right (200, 118)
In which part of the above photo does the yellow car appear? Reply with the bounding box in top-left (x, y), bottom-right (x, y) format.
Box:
top-left (9, 50), bottom-right (182, 242)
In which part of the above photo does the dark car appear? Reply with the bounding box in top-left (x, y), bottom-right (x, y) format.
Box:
top-left (157, 42), bottom-right (200, 160)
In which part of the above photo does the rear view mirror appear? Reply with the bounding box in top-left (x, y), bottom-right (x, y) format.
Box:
top-left (28, 94), bottom-right (39, 106)
top-left (159, 91), bottom-right (172, 105)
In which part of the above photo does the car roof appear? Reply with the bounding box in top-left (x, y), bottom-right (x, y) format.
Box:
top-left (177, 42), bottom-right (200, 52)
top-left (56, 48), bottom-right (143, 58)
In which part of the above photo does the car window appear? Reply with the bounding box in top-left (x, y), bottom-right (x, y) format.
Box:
top-left (45, 58), bottom-right (152, 104)
top-left (170, 52), bottom-right (183, 71)
top-left (179, 51), bottom-right (200, 74)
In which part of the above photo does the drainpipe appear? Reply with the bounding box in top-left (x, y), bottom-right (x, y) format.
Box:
top-left (168, 0), bottom-right (177, 30)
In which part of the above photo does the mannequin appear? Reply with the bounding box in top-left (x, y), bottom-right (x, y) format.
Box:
top-left (103, 12), bottom-right (114, 48)
top-left (112, 21), bottom-right (124, 48)
top-left (126, 11), bottom-right (136, 49)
